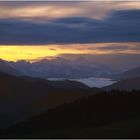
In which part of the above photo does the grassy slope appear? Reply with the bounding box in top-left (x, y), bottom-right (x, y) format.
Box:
top-left (0, 71), bottom-right (98, 128)
top-left (42, 118), bottom-right (140, 138)
top-left (2, 90), bottom-right (140, 138)
top-left (3, 117), bottom-right (140, 138)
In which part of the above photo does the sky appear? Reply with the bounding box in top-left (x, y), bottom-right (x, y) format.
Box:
top-left (0, 1), bottom-right (140, 62)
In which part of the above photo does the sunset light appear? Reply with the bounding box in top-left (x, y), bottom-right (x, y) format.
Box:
top-left (0, 42), bottom-right (139, 62)
top-left (0, 1), bottom-right (140, 138)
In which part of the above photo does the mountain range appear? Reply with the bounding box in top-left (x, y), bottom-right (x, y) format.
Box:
top-left (0, 70), bottom-right (140, 129)
top-left (0, 58), bottom-right (140, 81)
top-left (0, 59), bottom-right (20, 76)
top-left (0, 58), bottom-right (112, 78)
top-left (103, 77), bottom-right (140, 91)
top-left (113, 66), bottom-right (140, 80)
top-left (0, 60), bottom-right (140, 137)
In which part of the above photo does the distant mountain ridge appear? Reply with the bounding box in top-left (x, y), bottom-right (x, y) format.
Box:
top-left (0, 58), bottom-right (112, 79)
top-left (1, 58), bottom-right (140, 80)
top-left (103, 77), bottom-right (140, 91)
top-left (0, 59), bottom-right (20, 76)
top-left (114, 66), bottom-right (140, 80)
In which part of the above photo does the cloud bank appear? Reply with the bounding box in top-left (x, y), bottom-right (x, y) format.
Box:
top-left (0, 9), bottom-right (140, 45)
top-left (0, 1), bottom-right (140, 20)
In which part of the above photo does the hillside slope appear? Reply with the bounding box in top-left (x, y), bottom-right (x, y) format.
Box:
top-left (0, 59), bottom-right (20, 76)
top-left (103, 77), bottom-right (140, 91)
top-left (114, 66), bottom-right (140, 80)
top-left (0, 72), bottom-right (96, 129)
top-left (2, 90), bottom-right (140, 138)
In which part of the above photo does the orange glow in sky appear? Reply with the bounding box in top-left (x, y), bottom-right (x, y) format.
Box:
top-left (0, 45), bottom-right (90, 62)
top-left (0, 42), bottom-right (140, 62)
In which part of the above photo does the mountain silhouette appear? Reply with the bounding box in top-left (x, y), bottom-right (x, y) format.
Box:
top-left (0, 58), bottom-right (111, 79)
top-left (2, 89), bottom-right (140, 138)
top-left (0, 71), bottom-right (98, 129)
top-left (113, 66), bottom-right (140, 80)
top-left (103, 77), bottom-right (140, 91)
top-left (0, 59), bottom-right (20, 76)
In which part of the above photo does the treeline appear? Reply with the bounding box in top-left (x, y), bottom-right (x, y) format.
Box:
top-left (4, 89), bottom-right (140, 135)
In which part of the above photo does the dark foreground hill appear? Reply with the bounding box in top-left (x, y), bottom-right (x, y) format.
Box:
top-left (2, 90), bottom-right (140, 138)
top-left (1, 71), bottom-right (140, 138)
top-left (103, 77), bottom-right (140, 91)
top-left (0, 72), bottom-right (98, 129)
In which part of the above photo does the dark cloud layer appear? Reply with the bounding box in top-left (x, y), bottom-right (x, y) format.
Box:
top-left (93, 45), bottom-right (140, 51)
top-left (0, 9), bottom-right (140, 45)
